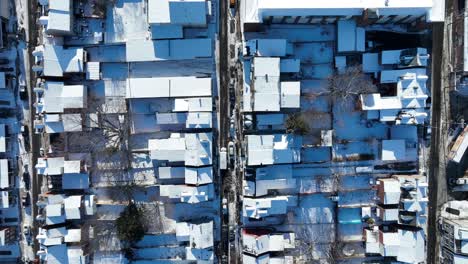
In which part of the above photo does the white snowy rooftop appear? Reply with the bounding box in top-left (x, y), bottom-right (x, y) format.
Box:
top-left (160, 184), bottom-right (214, 203)
top-left (44, 113), bottom-right (83, 133)
top-left (247, 134), bottom-right (302, 166)
top-left (42, 82), bottom-right (87, 113)
top-left (43, 45), bottom-right (84, 77)
top-left (148, 0), bottom-right (207, 26)
top-left (0, 124), bottom-right (5, 153)
top-left (242, 230), bottom-right (295, 256)
top-left (0, 159), bottom-right (8, 189)
top-left (176, 221), bottom-right (213, 249)
top-left (126, 39), bottom-right (212, 62)
top-left (126, 77), bottom-right (211, 99)
top-left (377, 178), bottom-right (401, 205)
top-left (46, 0), bottom-right (72, 35)
top-left (149, 133), bottom-right (212, 166)
top-left (242, 0), bottom-right (444, 23)
top-left (243, 196), bottom-right (295, 219)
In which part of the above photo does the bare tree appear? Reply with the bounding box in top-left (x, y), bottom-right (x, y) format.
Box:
top-left (286, 113), bottom-right (310, 135)
top-left (328, 65), bottom-right (378, 104)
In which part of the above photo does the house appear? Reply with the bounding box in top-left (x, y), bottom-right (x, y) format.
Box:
top-left (42, 244), bottom-right (88, 264)
top-left (241, 0), bottom-right (444, 24)
top-left (247, 134), bottom-right (302, 166)
top-left (0, 159), bottom-right (9, 189)
top-left (63, 195), bottom-right (82, 220)
top-left (360, 68), bottom-right (429, 125)
top-left (242, 229), bottom-right (295, 256)
top-left (243, 196), bottom-right (296, 219)
top-left (365, 227), bottom-right (425, 263)
top-left (44, 0), bottom-right (73, 35)
top-left (125, 39), bottom-right (212, 62)
top-left (0, 124), bottom-right (6, 153)
top-left (381, 48), bottom-right (429, 67)
top-left (244, 178), bottom-right (296, 197)
top-left (439, 201), bottom-right (468, 264)
top-left (377, 178), bottom-right (401, 205)
top-left (126, 77), bottom-right (212, 99)
top-left (42, 45), bottom-right (85, 77)
top-left (149, 132), bottom-right (212, 166)
top-left (159, 184), bottom-right (214, 203)
top-left (40, 82), bottom-right (87, 114)
top-left (148, 0), bottom-right (207, 26)
top-left (244, 39), bottom-right (292, 57)
top-left (185, 167), bottom-right (213, 185)
top-left (176, 221), bottom-right (214, 261)
top-left (62, 160), bottom-right (89, 190)
top-left (176, 221), bottom-right (213, 249)
top-left (42, 113), bottom-right (83, 133)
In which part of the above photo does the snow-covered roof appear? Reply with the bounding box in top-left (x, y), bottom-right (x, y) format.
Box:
top-left (149, 132), bottom-right (212, 166)
top-left (176, 221), bottom-right (213, 249)
top-left (47, 0), bottom-right (72, 35)
top-left (84, 195), bottom-right (96, 216)
top-left (0, 124), bottom-right (5, 153)
top-left (185, 132), bottom-right (212, 166)
top-left (86, 62), bottom-right (100, 80)
top-left (280, 82), bottom-right (300, 108)
top-left (245, 39), bottom-right (289, 57)
top-left (47, 245), bottom-right (86, 264)
top-left (64, 229), bottom-right (81, 243)
top-left (126, 77), bottom-right (212, 98)
top-left (148, 0), bottom-right (207, 26)
top-left (0, 72), bottom-right (5, 89)
top-left (46, 203), bottom-right (65, 225)
top-left (149, 135), bottom-right (186, 162)
top-left (0, 159), bottom-right (8, 189)
top-left (381, 48), bottom-right (429, 66)
top-left (377, 178), bottom-right (401, 205)
top-left (243, 0), bottom-right (442, 23)
top-left (247, 134), bottom-right (302, 166)
top-left (43, 45), bottom-right (84, 77)
top-left (36, 157), bottom-right (65, 175)
top-left (185, 166), bottom-right (213, 185)
top-left (173, 97), bottom-right (212, 112)
top-left (126, 39), bottom-right (212, 62)
top-left (159, 184), bottom-right (214, 203)
top-left (242, 230), bottom-right (295, 256)
top-left (253, 178), bottom-right (296, 197)
top-left (243, 196), bottom-right (292, 219)
top-left (381, 139), bottom-right (406, 161)
top-left (44, 113), bottom-right (83, 133)
top-left (186, 112), bottom-right (212, 129)
top-left (397, 229), bottom-right (425, 263)
top-left (337, 20), bottom-right (365, 53)
top-left (42, 82), bottom-right (86, 113)
top-left (63, 195), bottom-right (82, 220)
top-left (158, 166), bottom-right (185, 180)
